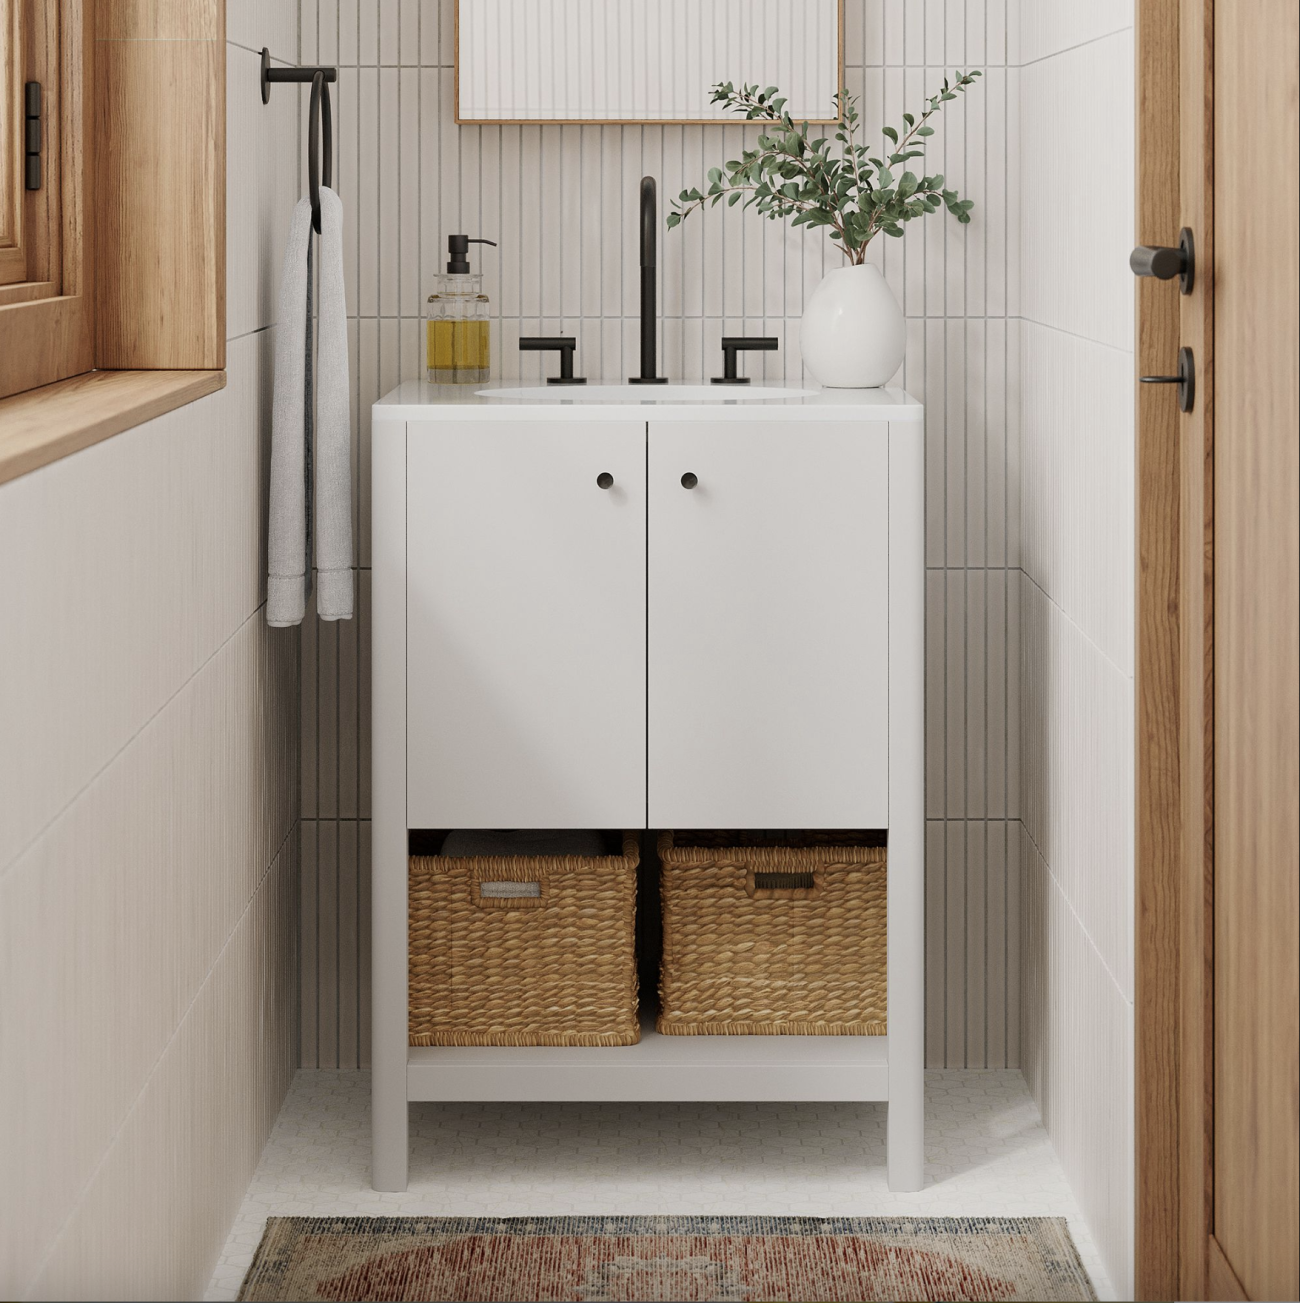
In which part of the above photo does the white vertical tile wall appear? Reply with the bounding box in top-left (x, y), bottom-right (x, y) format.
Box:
top-left (1012, 5), bottom-right (1136, 1297)
top-left (291, 0), bottom-right (1141, 1286)
top-left (298, 0), bottom-right (1021, 1072)
top-left (0, 20), bottom-right (307, 1300)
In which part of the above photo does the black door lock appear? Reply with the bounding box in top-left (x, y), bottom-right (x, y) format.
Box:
top-left (1141, 345), bottom-right (1195, 414)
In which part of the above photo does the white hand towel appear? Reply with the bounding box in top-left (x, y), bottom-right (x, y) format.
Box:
top-left (267, 187), bottom-right (353, 626)
top-left (314, 187), bottom-right (353, 620)
top-left (267, 197), bottom-right (313, 626)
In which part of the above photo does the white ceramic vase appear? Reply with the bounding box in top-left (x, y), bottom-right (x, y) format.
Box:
top-left (799, 263), bottom-right (906, 388)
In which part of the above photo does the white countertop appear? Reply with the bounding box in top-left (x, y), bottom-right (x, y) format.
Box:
top-left (375, 379), bottom-right (923, 422)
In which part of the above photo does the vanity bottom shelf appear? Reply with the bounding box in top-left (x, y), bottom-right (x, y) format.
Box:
top-left (407, 1017), bottom-right (890, 1103)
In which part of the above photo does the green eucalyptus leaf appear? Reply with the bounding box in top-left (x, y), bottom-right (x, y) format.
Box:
top-left (670, 72), bottom-right (981, 253)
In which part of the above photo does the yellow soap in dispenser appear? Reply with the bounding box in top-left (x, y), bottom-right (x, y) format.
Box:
top-left (427, 235), bottom-right (496, 384)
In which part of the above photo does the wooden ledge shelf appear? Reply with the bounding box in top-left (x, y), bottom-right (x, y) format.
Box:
top-left (0, 369), bottom-right (226, 486)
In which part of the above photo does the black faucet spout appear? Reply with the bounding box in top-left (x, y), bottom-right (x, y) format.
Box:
top-left (630, 176), bottom-right (667, 384)
top-left (640, 175), bottom-right (656, 271)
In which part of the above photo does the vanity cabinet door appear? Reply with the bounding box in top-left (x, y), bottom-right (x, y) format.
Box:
top-left (406, 420), bottom-right (646, 828)
top-left (648, 420), bottom-right (890, 829)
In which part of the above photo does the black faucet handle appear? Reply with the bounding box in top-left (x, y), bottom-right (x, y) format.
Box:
top-left (519, 336), bottom-right (587, 385)
top-left (713, 336), bottom-right (779, 384)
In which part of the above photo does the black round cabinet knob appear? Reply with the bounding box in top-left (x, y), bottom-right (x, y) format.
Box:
top-left (596, 472), bottom-right (614, 489)
top-left (681, 472), bottom-right (698, 489)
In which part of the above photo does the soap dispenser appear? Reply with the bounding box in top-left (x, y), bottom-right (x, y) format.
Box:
top-left (427, 235), bottom-right (497, 384)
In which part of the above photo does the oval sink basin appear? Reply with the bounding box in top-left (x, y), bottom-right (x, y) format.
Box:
top-left (477, 384), bottom-right (815, 401)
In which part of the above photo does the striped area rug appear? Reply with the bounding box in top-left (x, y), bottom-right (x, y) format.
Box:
top-left (236, 1215), bottom-right (1097, 1302)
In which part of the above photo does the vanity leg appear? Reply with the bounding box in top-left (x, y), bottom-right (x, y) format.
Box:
top-left (371, 799), bottom-right (409, 1189)
top-left (371, 417), bottom-right (409, 1192)
top-left (886, 818), bottom-right (925, 1192)
top-left (372, 1045), bottom-right (409, 1191)
top-left (887, 419), bottom-right (925, 1192)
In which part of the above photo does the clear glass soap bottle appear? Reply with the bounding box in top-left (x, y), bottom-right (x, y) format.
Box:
top-left (427, 235), bottom-right (496, 384)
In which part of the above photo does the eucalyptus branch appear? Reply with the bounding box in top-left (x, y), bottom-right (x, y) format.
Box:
top-left (667, 72), bottom-right (982, 264)
top-left (675, 181), bottom-right (851, 247)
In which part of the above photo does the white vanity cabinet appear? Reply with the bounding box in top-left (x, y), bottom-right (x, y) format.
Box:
top-left (371, 383), bottom-right (925, 1198)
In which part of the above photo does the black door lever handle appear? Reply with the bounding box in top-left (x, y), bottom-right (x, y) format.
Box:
top-left (1130, 227), bottom-right (1194, 294)
top-left (1141, 346), bottom-right (1195, 413)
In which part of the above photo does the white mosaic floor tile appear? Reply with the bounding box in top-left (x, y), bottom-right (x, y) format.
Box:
top-left (205, 1069), bottom-right (1120, 1301)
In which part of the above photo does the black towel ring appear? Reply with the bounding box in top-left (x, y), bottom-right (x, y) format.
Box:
top-left (259, 48), bottom-right (337, 234)
top-left (307, 73), bottom-right (333, 234)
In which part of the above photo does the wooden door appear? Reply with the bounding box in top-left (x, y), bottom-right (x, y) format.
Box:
top-left (405, 419), bottom-right (647, 829)
top-left (1208, 4), bottom-right (1299, 1298)
top-left (646, 420), bottom-right (890, 830)
top-left (1136, 1), bottom-right (1299, 1298)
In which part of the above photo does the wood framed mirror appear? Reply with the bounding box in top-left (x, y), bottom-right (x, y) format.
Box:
top-left (455, 0), bottom-right (845, 125)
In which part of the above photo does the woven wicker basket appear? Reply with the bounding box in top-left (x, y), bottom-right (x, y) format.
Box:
top-left (657, 830), bottom-right (887, 1036)
top-left (408, 831), bottom-right (640, 1047)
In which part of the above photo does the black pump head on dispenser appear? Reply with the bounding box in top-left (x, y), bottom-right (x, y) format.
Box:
top-left (447, 235), bottom-right (497, 274)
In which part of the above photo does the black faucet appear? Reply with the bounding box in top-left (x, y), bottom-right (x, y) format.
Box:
top-left (629, 176), bottom-right (667, 384)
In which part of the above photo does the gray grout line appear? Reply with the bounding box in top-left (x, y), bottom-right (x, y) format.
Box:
top-left (1019, 821), bottom-right (1132, 1005)
top-left (1019, 569), bottom-right (1134, 683)
top-left (1016, 27), bottom-right (1132, 69)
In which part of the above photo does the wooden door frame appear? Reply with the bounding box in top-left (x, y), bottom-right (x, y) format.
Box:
top-left (1135, 0), bottom-right (1224, 1299)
